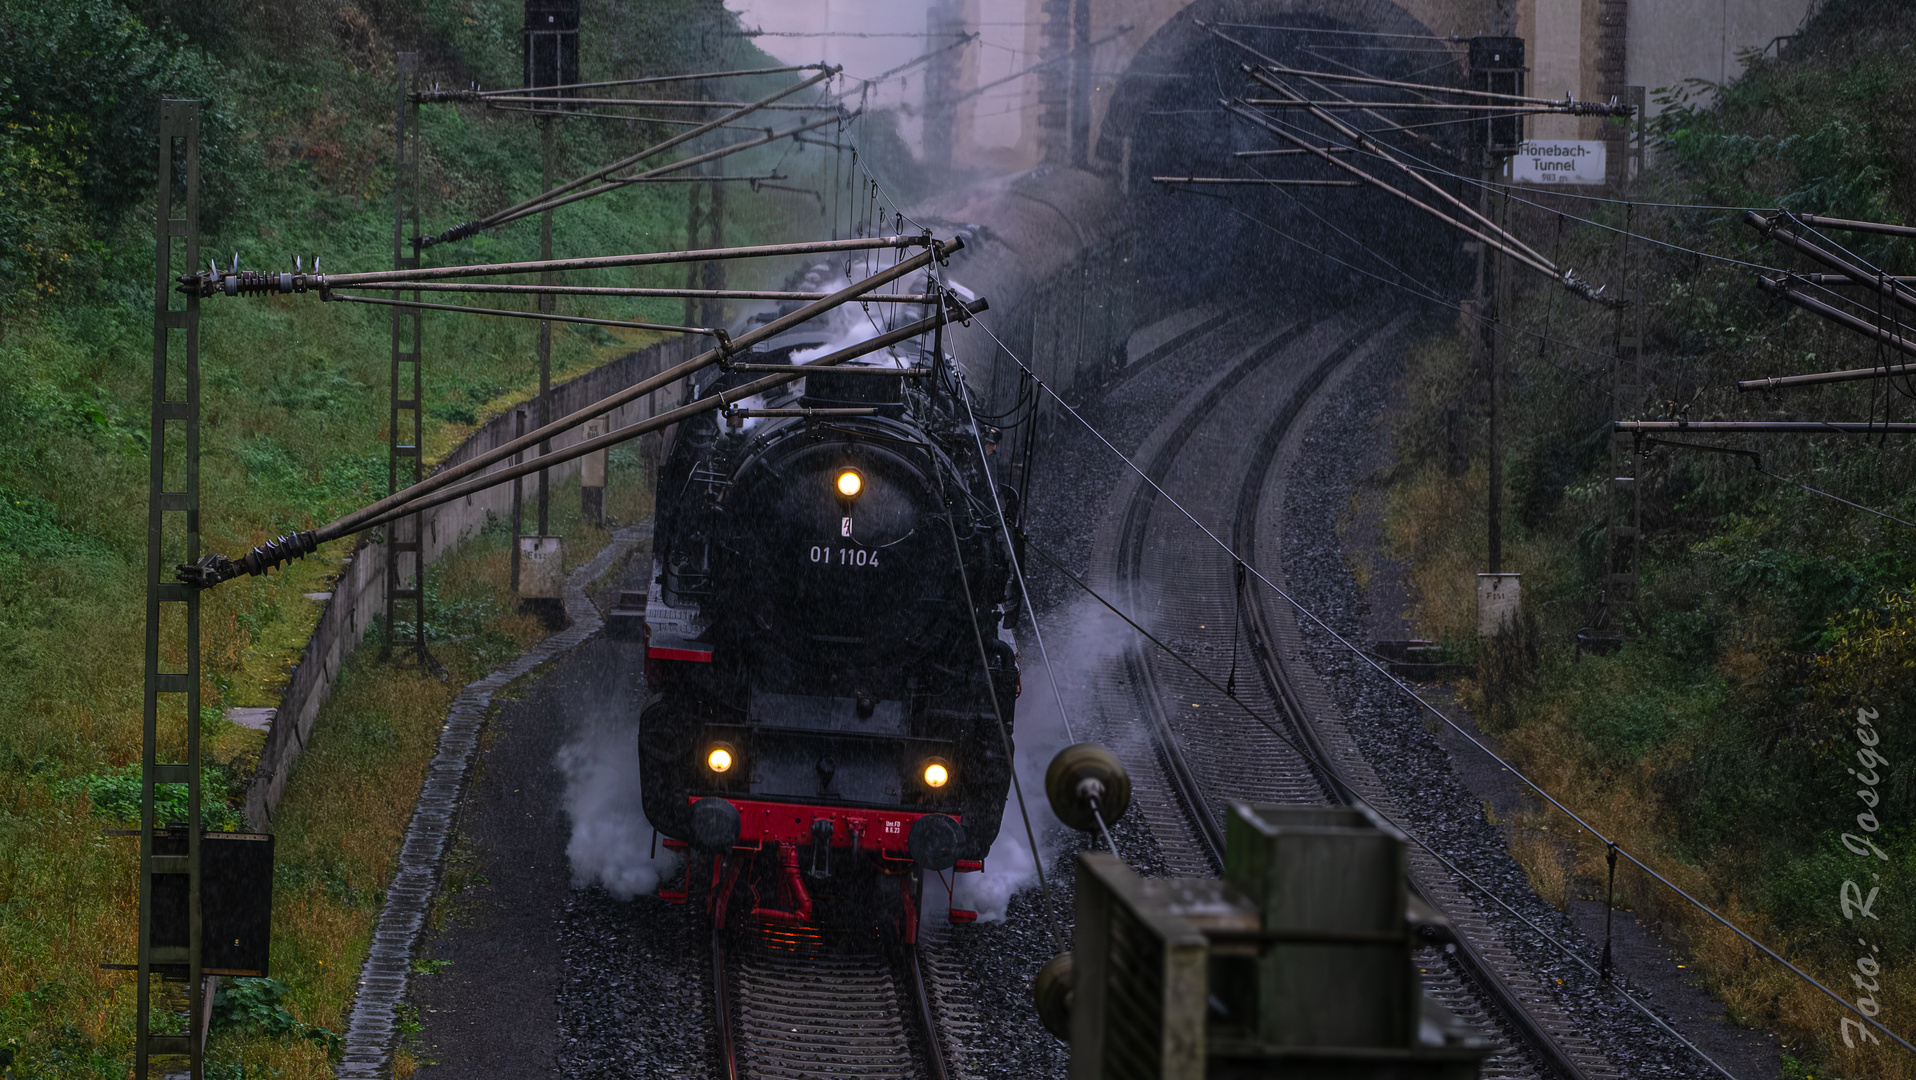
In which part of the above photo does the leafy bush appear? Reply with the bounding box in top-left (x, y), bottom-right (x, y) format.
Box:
top-left (55, 764), bottom-right (240, 830)
top-left (210, 978), bottom-right (342, 1052)
top-left (0, 0), bottom-right (241, 305)
top-left (1383, 2), bottom-right (1916, 1072)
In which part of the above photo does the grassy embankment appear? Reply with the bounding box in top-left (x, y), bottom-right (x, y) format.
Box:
top-left (0, 1), bottom-right (812, 1076)
top-left (1379, 3), bottom-right (1915, 1076)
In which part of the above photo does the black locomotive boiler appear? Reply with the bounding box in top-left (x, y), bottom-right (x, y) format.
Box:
top-left (635, 296), bottom-right (1019, 928)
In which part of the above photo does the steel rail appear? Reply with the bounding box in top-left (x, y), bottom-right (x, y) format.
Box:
top-left (349, 282), bottom-right (934, 302)
top-left (1224, 345), bottom-right (1597, 1080)
top-left (1107, 321), bottom-right (1320, 866)
top-left (969, 304), bottom-right (1916, 1056)
top-left (1029, 385), bottom-right (1725, 1079)
top-left (475, 68), bottom-right (834, 229)
top-left (1052, 311), bottom-right (1602, 1079)
top-left (486, 113), bottom-right (851, 230)
top-left (905, 944), bottom-right (951, 1080)
top-left (321, 292), bottom-right (716, 335)
top-left (178, 241), bottom-right (962, 586)
top-left (711, 906), bottom-right (950, 1080)
top-left (342, 299), bottom-right (980, 538)
top-left (1250, 62), bottom-right (1634, 110)
top-left (712, 925), bottom-right (737, 1080)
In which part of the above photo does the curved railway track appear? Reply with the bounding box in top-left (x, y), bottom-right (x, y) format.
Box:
top-left (694, 303), bottom-right (1622, 1080)
top-left (1086, 307), bottom-right (1623, 1080)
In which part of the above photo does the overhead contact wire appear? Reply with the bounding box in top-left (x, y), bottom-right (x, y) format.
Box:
top-left (959, 378), bottom-right (1079, 746)
top-left (958, 312), bottom-right (1916, 1057)
top-left (1019, 533), bottom-right (1741, 1080)
top-left (940, 479), bottom-right (1063, 952)
top-left (821, 78), bottom-right (1910, 1054)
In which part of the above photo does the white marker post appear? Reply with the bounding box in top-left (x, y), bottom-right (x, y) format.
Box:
top-left (1477, 573), bottom-right (1522, 636)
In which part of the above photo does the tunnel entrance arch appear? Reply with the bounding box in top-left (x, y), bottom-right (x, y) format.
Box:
top-left (1085, 0), bottom-right (1490, 170)
top-left (912, 0), bottom-right (1499, 437)
top-left (1091, 2), bottom-right (1480, 317)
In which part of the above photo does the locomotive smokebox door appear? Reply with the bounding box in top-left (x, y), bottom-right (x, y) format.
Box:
top-left (151, 830), bottom-right (275, 976)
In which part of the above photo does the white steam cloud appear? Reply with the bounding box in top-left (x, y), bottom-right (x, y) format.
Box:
top-left (558, 711), bottom-right (676, 900)
top-left (950, 596), bottom-right (1139, 922)
top-left (725, 264), bottom-right (940, 433)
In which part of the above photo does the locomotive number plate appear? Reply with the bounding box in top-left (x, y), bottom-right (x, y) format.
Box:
top-left (808, 545), bottom-right (881, 567)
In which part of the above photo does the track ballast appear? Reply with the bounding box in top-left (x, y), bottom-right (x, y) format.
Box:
top-left (1079, 306), bottom-right (1621, 1079)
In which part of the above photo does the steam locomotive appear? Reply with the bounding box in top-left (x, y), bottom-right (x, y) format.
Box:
top-left (634, 282), bottom-right (1017, 923)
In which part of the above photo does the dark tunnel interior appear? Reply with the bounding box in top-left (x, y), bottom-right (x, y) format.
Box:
top-left (1100, 5), bottom-right (1478, 317)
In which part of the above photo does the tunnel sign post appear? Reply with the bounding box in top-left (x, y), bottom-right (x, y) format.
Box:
top-left (1508, 140), bottom-right (1608, 185)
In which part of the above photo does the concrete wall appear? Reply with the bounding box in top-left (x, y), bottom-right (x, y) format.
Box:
top-left (1626, 0), bottom-right (1816, 112)
top-left (244, 338), bottom-right (694, 828)
top-left (1515, 0), bottom-right (1817, 127)
top-left (1525, 0), bottom-right (1589, 139)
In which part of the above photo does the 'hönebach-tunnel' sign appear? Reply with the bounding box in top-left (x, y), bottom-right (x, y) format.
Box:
top-left (1508, 140), bottom-right (1607, 185)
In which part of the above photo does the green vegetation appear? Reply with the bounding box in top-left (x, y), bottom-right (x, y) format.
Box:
top-left (209, 978), bottom-right (341, 1052)
top-left (217, 478), bottom-right (646, 1080)
top-left (0, 0), bottom-right (789, 1075)
top-left (1384, 2), bottom-right (1916, 1075)
top-left (55, 763), bottom-right (242, 832)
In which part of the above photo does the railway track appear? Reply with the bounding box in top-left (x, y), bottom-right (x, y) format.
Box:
top-left (710, 889), bottom-right (954, 1080)
top-left (1085, 307), bottom-right (1622, 1079)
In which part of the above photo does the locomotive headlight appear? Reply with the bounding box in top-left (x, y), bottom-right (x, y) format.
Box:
top-left (921, 759), bottom-right (951, 789)
top-left (706, 744), bottom-right (736, 774)
top-left (835, 469), bottom-right (863, 499)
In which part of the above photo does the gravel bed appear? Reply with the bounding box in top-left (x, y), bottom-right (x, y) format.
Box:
top-left (410, 300), bottom-right (1777, 1079)
top-left (907, 314), bottom-right (1251, 1076)
top-left (1277, 344), bottom-right (1780, 1080)
top-left (556, 889), bottom-right (711, 1078)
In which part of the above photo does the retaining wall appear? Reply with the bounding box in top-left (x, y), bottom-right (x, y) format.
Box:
top-left (244, 338), bottom-right (693, 828)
